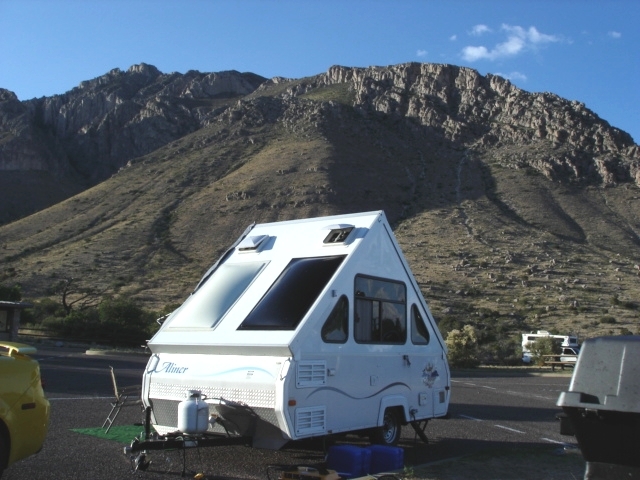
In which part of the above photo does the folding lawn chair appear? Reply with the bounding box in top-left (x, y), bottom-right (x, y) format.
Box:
top-left (102, 365), bottom-right (143, 433)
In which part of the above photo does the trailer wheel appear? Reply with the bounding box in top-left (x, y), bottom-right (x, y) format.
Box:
top-left (371, 408), bottom-right (401, 446)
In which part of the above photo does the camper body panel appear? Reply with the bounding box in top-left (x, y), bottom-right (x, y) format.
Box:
top-left (142, 352), bottom-right (292, 447)
top-left (142, 211), bottom-right (450, 449)
top-left (288, 219), bottom-right (449, 437)
top-left (287, 349), bottom-right (448, 438)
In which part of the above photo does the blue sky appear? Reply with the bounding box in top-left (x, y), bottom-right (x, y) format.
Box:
top-left (1, 0), bottom-right (638, 143)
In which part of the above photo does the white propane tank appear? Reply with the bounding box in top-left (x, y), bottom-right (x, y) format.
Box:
top-left (177, 390), bottom-right (210, 434)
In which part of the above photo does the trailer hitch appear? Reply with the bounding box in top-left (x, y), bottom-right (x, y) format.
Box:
top-left (124, 406), bottom-right (252, 473)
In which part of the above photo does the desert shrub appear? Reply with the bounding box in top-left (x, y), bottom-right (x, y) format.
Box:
top-left (600, 316), bottom-right (617, 324)
top-left (445, 325), bottom-right (480, 368)
top-left (96, 296), bottom-right (158, 345)
top-left (480, 337), bottom-right (522, 366)
top-left (437, 315), bottom-right (465, 338)
top-left (38, 295), bottom-right (159, 346)
top-left (22, 297), bottom-right (66, 326)
top-left (57, 308), bottom-right (101, 339)
top-left (0, 283), bottom-right (22, 301)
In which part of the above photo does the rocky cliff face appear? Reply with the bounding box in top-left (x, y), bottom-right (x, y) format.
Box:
top-left (314, 63), bottom-right (639, 186)
top-left (1, 63), bottom-right (265, 181)
top-left (1, 62), bottom-right (638, 225)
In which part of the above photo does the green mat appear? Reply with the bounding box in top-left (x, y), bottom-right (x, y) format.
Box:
top-left (71, 424), bottom-right (144, 444)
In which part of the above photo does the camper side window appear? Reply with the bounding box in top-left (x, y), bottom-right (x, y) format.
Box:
top-left (321, 295), bottom-right (349, 343)
top-left (354, 275), bottom-right (406, 344)
top-left (411, 304), bottom-right (430, 345)
top-left (238, 255), bottom-right (346, 330)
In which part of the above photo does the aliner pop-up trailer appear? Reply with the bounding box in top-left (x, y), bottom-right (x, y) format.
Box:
top-left (135, 211), bottom-right (450, 457)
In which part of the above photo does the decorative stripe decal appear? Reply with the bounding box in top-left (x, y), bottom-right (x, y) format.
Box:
top-left (305, 382), bottom-right (410, 400)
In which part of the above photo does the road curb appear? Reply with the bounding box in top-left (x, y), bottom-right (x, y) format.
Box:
top-left (85, 349), bottom-right (149, 356)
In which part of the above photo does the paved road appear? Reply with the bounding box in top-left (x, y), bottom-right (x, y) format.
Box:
top-left (3, 347), bottom-right (579, 479)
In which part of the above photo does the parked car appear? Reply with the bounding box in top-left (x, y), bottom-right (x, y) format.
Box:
top-left (560, 347), bottom-right (580, 363)
top-left (0, 342), bottom-right (50, 478)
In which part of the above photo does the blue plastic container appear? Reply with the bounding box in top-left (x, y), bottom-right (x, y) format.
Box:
top-left (326, 445), bottom-right (371, 479)
top-left (366, 445), bottom-right (404, 473)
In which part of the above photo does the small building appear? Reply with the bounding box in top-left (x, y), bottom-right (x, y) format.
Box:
top-left (0, 301), bottom-right (33, 341)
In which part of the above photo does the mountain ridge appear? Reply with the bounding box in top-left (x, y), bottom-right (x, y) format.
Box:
top-left (1, 62), bottom-right (638, 346)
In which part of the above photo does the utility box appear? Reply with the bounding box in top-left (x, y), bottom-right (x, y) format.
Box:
top-left (557, 336), bottom-right (640, 480)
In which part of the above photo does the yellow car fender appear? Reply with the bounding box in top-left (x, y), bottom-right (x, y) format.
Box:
top-left (0, 342), bottom-right (50, 469)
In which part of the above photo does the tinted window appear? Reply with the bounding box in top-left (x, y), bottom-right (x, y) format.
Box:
top-left (238, 255), bottom-right (346, 330)
top-left (322, 296), bottom-right (349, 343)
top-left (354, 275), bottom-right (406, 344)
top-left (167, 262), bottom-right (266, 329)
top-left (411, 304), bottom-right (430, 345)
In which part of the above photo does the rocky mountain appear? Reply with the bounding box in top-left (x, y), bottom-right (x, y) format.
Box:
top-left (319, 64), bottom-right (638, 184)
top-left (0, 63), bottom-right (266, 224)
top-left (1, 62), bottom-right (639, 348)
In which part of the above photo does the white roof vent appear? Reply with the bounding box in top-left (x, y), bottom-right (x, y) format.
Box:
top-left (237, 235), bottom-right (269, 252)
top-left (323, 224), bottom-right (354, 244)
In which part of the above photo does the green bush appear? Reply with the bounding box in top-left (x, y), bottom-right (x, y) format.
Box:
top-left (437, 315), bottom-right (465, 338)
top-left (22, 298), bottom-right (66, 326)
top-left (480, 337), bottom-right (522, 366)
top-left (527, 337), bottom-right (561, 366)
top-left (33, 295), bottom-right (160, 346)
top-left (96, 296), bottom-right (159, 345)
top-left (445, 325), bottom-right (480, 368)
top-left (0, 283), bottom-right (22, 301)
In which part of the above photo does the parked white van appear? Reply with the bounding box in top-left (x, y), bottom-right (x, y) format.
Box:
top-left (140, 211), bottom-right (450, 449)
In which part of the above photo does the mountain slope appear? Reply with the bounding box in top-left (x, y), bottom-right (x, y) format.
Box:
top-left (1, 62), bottom-right (638, 345)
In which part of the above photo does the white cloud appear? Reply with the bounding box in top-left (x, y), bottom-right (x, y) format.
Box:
top-left (450, 34), bottom-right (457, 41)
top-left (608, 31), bottom-right (622, 39)
top-left (416, 49), bottom-right (428, 57)
top-left (504, 24), bottom-right (558, 45)
top-left (470, 24), bottom-right (491, 36)
top-left (461, 24), bottom-right (560, 62)
top-left (462, 45), bottom-right (491, 61)
top-left (494, 71), bottom-right (527, 82)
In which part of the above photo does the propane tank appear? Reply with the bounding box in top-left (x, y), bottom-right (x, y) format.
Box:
top-left (177, 390), bottom-right (210, 434)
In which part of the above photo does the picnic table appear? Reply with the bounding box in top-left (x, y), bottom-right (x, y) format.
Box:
top-left (542, 354), bottom-right (577, 371)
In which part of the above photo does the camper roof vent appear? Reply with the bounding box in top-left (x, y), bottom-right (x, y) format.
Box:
top-left (237, 235), bottom-right (269, 252)
top-left (323, 224), bottom-right (354, 244)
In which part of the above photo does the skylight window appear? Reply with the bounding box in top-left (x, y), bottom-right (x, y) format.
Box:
top-left (166, 261), bottom-right (266, 329)
top-left (238, 255), bottom-right (346, 330)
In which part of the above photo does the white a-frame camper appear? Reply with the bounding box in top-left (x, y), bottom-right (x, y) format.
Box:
top-left (141, 211), bottom-right (450, 449)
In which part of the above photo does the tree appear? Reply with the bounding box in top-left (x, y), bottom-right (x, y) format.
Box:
top-left (445, 324), bottom-right (480, 368)
top-left (52, 278), bottom-right (107, 314)
top-left (528, 337), bottom-right (561, 366)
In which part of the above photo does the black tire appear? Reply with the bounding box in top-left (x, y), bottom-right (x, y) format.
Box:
top-left (370, 408), bottom-right (401, 446)
top-left (0, 425), bottom-right (9, 479)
